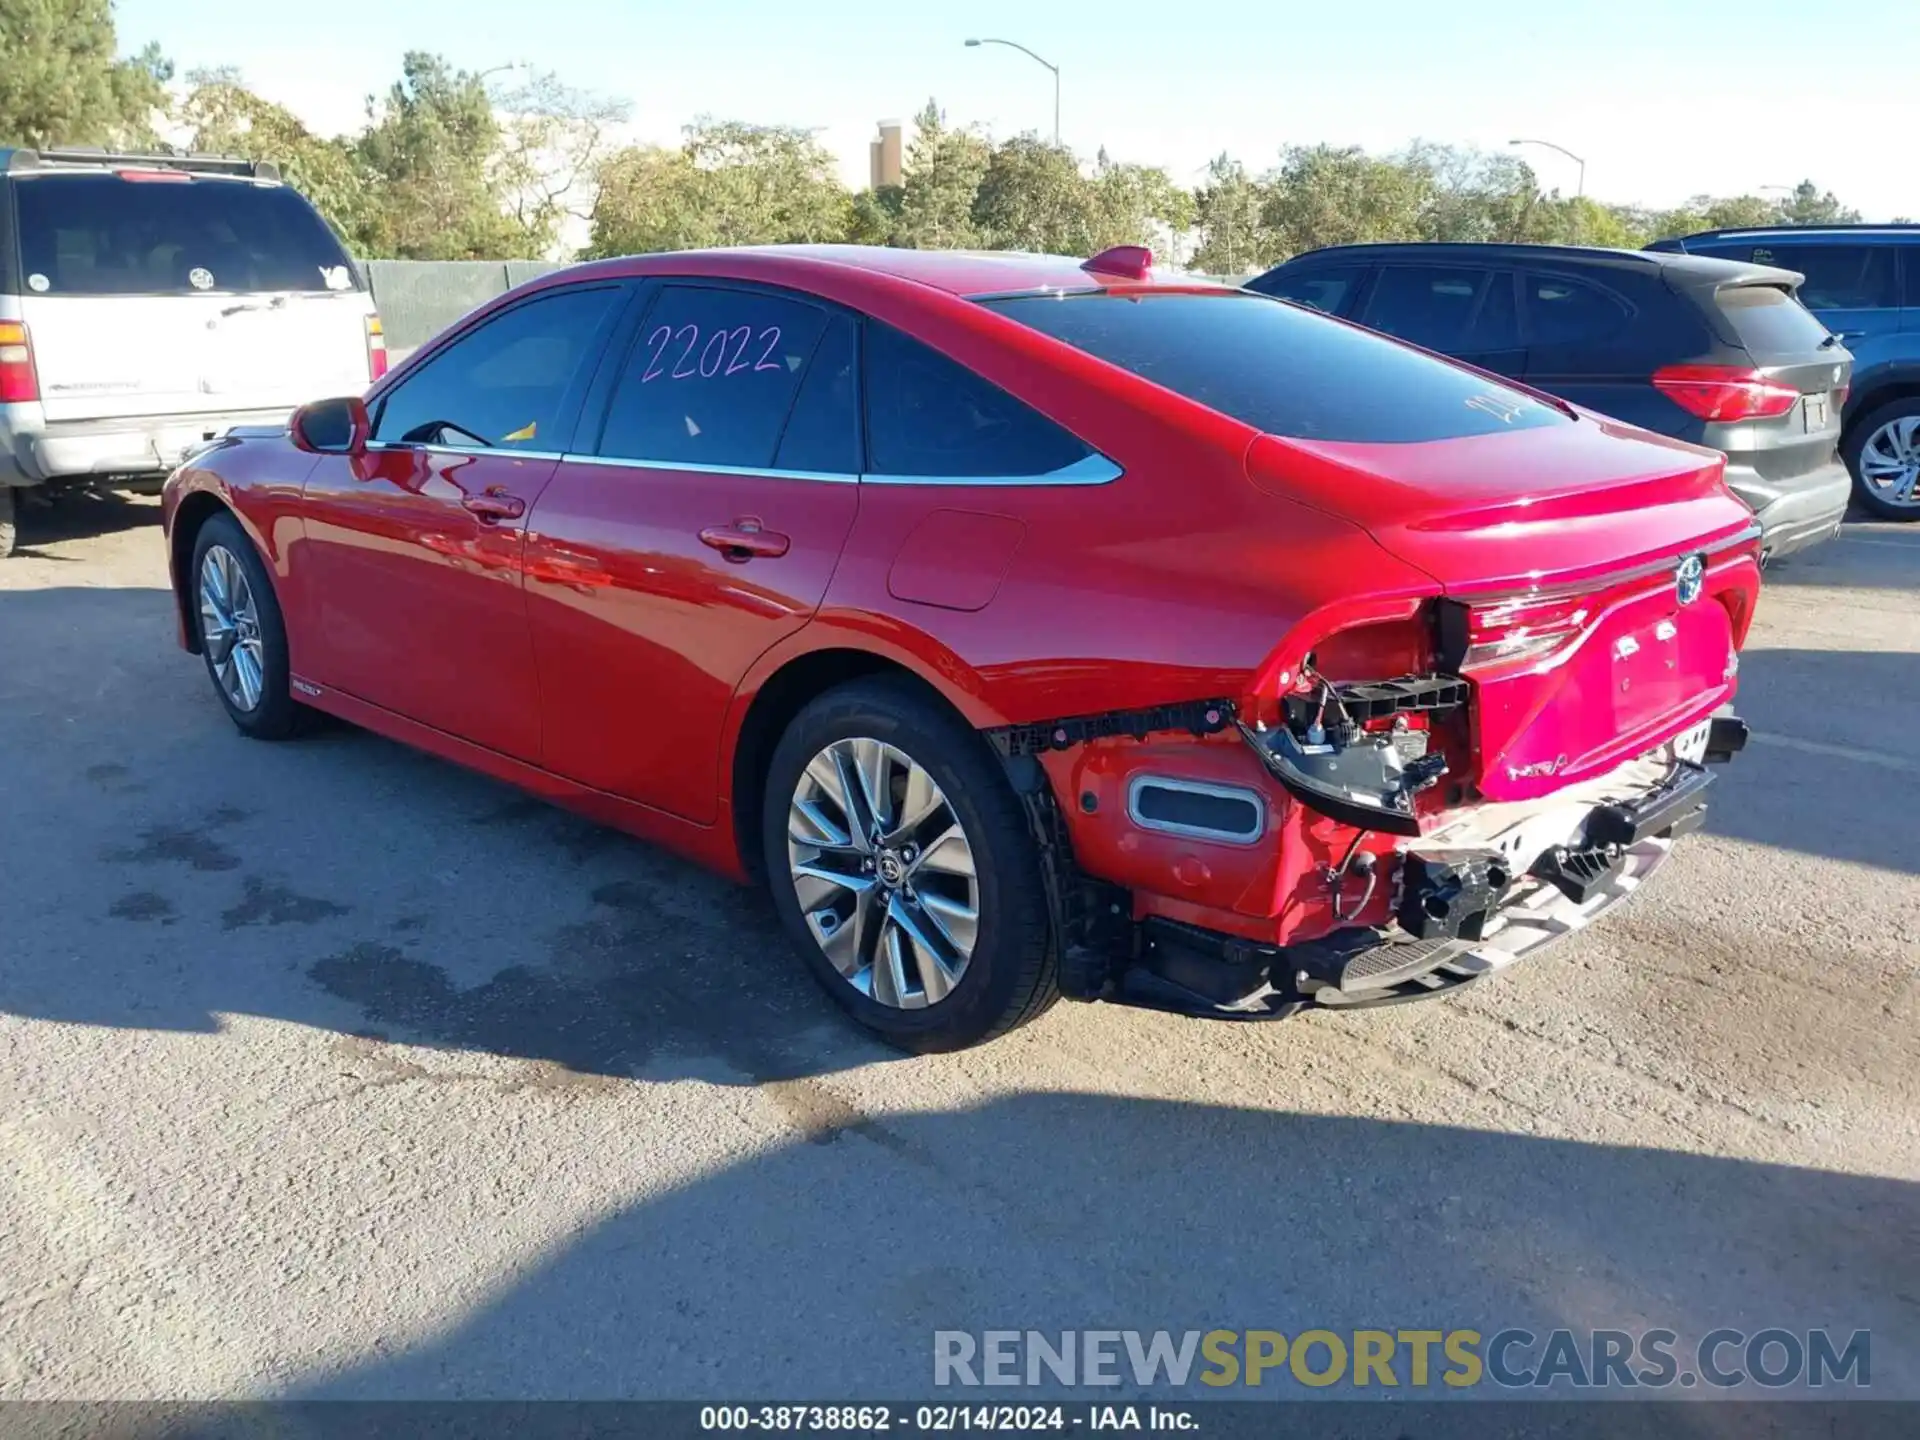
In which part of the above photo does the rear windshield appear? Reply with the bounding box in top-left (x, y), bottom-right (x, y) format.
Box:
top-left (1714, 283), bottom-right (1832, 356)
top-left (13, 174), bottom-right (357, 297)
top-left (982, 291), bottom-right (1567, 443)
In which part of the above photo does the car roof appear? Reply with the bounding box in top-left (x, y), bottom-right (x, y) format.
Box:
top-left (553, 244), bottom-right (1234, 301)
top-left (1267, 241), bottom-right (1796, 285)
top-left (1654, 223), bottom-right (1920, 246)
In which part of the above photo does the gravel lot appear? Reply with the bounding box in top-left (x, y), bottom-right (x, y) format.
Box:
top-left (1, 494), bottom-right (1915, 1401)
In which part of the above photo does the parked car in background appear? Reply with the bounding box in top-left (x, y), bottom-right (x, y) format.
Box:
top-left (0, 147), bottom-right (386, 557)
top-left (1647, 224), bottom-right (1920, 520)
top-left (1247, 243), bottom-right (1854, 560)
top-left (164, 244), bottom-right (1754, 1052)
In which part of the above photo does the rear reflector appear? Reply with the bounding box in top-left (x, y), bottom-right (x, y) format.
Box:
top-left (1652, 364), bottom-right (1800, 422)
top-left (0, 321), bottom-right (38, 403)
top-left (365, 314), bottom-right (389, 382)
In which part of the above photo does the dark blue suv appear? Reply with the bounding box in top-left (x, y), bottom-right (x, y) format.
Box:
top-left (1647, 225), bottom-right (1920, 520)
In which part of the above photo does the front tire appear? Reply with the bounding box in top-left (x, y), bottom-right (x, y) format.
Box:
top-left (761, 678), bottom-right (1058, 1052)
top-left (190, 512), bottom-right (301, 739)
top-left (1843, 398), bottom-right (1920, 520)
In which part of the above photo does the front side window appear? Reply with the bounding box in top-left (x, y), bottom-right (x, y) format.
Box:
top-left (986, 291), bottom-right (1564, 444)
top-left (14, 175), bottom-right (357, 296)
top-left (594, 286), bottom-right (831, 469)
top-left (372, 286), bottom-right (625, 450)
top-left (1361, 265), bottom-right (1519, 352)
top-left (863, 322), bottom-right (1092, 478)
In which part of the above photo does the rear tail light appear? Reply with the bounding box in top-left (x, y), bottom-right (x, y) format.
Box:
top-left (0, 321), bottom-right (38, 403)
top-left (1443, 591), bottom-right (1592, 673)
top-left (1651, 364), bottom-right (1800, 422)
top-left (365, 314), bottom-right (389, 382)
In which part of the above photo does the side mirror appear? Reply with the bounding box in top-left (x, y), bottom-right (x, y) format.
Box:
top-left (290, 396), bottom-right (371, 456)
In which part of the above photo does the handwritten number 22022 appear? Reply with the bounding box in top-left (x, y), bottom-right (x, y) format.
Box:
top-left (640, 324), bottom-right (784, 383)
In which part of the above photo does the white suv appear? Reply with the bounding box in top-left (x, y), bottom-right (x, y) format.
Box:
top-left (0, 147), bottom-right (386, 556)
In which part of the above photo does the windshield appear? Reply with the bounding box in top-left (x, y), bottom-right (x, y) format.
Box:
top-left (983, 290), bottom-right (1568, 444)
top-left (14, 174), bottom-right (359, 297)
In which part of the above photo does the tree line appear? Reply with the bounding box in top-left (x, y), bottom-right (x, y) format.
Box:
top-left (1, 2), bottom-right (1877, 272)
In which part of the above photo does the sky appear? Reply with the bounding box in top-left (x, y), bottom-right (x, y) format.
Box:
top-left (117, 0), bottom-right (1919, 220)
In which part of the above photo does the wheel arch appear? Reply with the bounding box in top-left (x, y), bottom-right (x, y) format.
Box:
top-left (724, 632), bottom-right (1009, 884)
top-left (1842, 369), bottom-right (1920, 443)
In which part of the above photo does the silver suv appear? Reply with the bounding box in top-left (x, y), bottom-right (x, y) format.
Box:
top-left (0, 147), bottom-right (385, 556)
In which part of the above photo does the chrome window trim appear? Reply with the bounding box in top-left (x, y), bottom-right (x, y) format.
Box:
top-left (559, 453), bottom-right (859, 484)
top-left (365, 440), bottom-right (570, 463)
top-left (521, 451), bottom-right (1121, 488)
top-left (861, 453), bottom-right (1122, 488)
top-left (1125, 775), bottom-right (1268, 846)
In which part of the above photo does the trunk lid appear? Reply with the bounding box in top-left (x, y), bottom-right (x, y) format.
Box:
top-left (1248, 418), bottom-right (1762, 802)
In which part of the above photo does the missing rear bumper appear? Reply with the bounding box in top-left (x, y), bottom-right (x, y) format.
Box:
top-left (1070, 743), bottom-right (1725, 1021)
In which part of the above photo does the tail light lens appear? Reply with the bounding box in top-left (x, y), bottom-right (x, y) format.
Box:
top-left (0, 321), bottom-right (38, 403)
top-left (1445, 592), bottom-right (1592, 673)
top-left (365, 314), bottom-right (389, 382)
top-left (1651, 364), bottom-right (1800, 422)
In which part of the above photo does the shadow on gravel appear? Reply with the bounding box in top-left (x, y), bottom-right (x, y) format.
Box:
top-left (6, 488), bottom-right (160, 557)
top-left (268, 1090), bottom-right (1920, 1403)
top-left (1712, 645), bottom-right (1920, 875)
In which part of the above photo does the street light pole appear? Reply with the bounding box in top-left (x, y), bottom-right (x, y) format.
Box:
top-left (965, 37), bottom-right (1061, 147)
top-left (1509, 137), bottom-right (1585, 198)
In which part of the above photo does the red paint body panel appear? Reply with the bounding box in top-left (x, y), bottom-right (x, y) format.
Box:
top-left (297, 447), bottom-right (554, 763)
top-left (161, 245), bottom-right (1763, 955)
top-left (521, 461), bottom-right (858, 823)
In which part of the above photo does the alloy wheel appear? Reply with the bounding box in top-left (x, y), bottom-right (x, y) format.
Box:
top-left (1859, 415), bottom-right (1920, 510)
top-left (198, 544), bottom-right (266, 712)
top-left (786, 737), bottom-right (979, 1009)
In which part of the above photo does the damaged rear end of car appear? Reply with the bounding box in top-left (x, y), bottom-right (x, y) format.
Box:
top-left (982, 283), bottom-right (1761, 1019)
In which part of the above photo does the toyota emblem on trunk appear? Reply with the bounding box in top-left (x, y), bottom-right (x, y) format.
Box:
top-left (1675, 554), bottom-right (1705, 606)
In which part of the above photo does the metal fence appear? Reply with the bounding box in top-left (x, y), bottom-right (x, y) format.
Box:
top-left (364, 260), bottom-right (566, 357)
top-left (363, 258), bottom-right (1258, 360)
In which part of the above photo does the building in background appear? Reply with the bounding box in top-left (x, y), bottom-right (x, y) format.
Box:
top-left (870, 120), bottom-right (903, 189)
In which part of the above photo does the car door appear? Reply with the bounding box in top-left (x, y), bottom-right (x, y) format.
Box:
top-left (295, 282), bottom-right (632, 762)
top-left (521, 281), bottom-right (861, 823)
top-left (1516, 267), bottom-right (1646, 423)
top-left (1358, 262), bottom-right (1527, 377)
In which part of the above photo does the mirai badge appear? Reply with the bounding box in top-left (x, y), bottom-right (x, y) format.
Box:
top-left (1675, 554), bottom-right (1705, 606)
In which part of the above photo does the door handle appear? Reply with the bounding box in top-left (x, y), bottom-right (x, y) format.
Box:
top-left (699, 521), bottom-right (791, 561)
top-left (463, 491), bottom-right (526, 522)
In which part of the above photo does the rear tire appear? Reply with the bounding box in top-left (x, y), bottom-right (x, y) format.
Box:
top-left (761, 677), bottom-right (1058, 1052)
top-left (189, 512), bottom-right (302, 740)
top-left (1842, 398), bottom-right (1920, 520)
top-left (0, 485), bottom-right (16, 558)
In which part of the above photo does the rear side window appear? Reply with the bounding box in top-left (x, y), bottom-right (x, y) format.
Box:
top-left (1252, 264), bottom-right (1365, 315)
top-left (863, 322), bottom-right (1092, 477)
top-left (985, 291), bottom-right (1565, 444)
top-left (1360, 265), bottom-right (1519, 351)
top-left (373, 285), bottom-right (626, 450)
top-left (595, 285), bottom-right (831, 469)
top-left (13, 175), bottom-right (356, 296)
top-left (1714, 285), bottom-right (1833, 356)
top-left (1747, 244), bottom-right (1898, 310)
top-left (1523, 273), bottom-right (1632, 347)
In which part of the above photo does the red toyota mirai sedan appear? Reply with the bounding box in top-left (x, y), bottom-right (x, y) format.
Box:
top-left (162, 244), bottom-right (1758, 1051)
